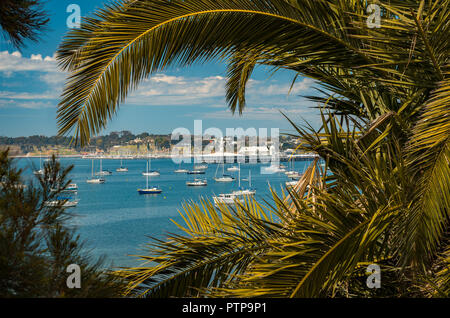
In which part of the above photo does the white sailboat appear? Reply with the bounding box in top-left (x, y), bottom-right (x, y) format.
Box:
top-left (142, 156), bottom-right (160, 176)
top-left (213, 162), bottom-right (235, 182)
top-left (116, 158), bottom-right (128, 172)
top-left (233, 164), bottom-right (256, 195)
top-left (174, 162), bottom-right (189, 173)
top-left (284, 160), bottom-right (301, 179)
top-left (213, 164), bottom-right (255, 206)
top-left (138, 161), bottom-right (162, 194)
top-left (87, 159), bottom-right (105, 183)
top-left (289, 164), bottom-right (306, 181)
top-left (96, 159), bottom-right (112, 175)
top-left (33, 155), bottom-right (44, 176)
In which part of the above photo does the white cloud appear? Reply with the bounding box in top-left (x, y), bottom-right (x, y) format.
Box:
top-left (126, 74), bottom-right (226, 105)
top-left (14, 101), bottom-right (55, 109)
top-left (31, 54), bottom-right (43, 61)
top-left (0, 91), bottom-right (59, 100)
top-left (0, 51), bottom-right (59, 73)
top-left (0, 99), bottom-right (53, 109)
top-left (0, 50), bottom-right (316, 113)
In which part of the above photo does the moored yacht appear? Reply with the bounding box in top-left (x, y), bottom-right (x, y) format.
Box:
top-left (213, 163), bottom-right (235, 182)
top-left (138, 161), bottom-right (162, 194)
top-left (87, 159), bottom-right (105, 184)
top-left (187, 170), bottom-right (205, 175)
top-left (142, 156), bottom-right (160, 176)
top-left (174, 162), bottom-right (189, 173)
top-left (96, 159), bottom-right (112, 175)
top-left (44, 196), bottom-right (79, 208)
top-left (116, 158), bottom-right (128, 172)
top-left (213, 164), bottom-right (255, 206)
top-left (186, 179), bottom-right (208, 186)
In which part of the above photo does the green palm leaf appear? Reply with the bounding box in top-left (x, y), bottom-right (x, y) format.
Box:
top-left (57, 0), bottom-right (383, 145)
top-left (401, 67), bottom-right (450, 269)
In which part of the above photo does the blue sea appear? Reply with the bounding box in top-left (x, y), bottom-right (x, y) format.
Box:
top-left (15, 157), bottom-right (312, 269)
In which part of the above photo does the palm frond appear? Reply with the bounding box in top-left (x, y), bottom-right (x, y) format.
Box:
top-left (401, 67), bottom-right (450, 269)
top-left (115, 197), bottom-right (281, 297)
top-left (57, 0), bottom-right (387, 145)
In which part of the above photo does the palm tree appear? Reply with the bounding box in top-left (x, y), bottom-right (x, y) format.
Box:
top-left (0, 0), bottom-right (49, 49)
top-left (56, 0), bottom-right (449, 297)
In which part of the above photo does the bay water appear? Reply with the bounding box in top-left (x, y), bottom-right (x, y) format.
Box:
top-left (16, 157), bottom-right (312, 269)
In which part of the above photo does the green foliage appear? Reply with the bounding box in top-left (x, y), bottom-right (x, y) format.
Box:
top-left (0, 0), bottom-right (49, 49)
top-left (0, 149), bottom-right (125, 297)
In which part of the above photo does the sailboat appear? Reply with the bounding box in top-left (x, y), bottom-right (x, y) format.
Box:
top-left (174, 162), bottom-right (189, 173)
top-left (116, 157), bottom-right (128, 172)
top-left (142, 156), bottom-right (160, 176)
top-left (213, 164), bottom-right (255, 206)
top-left (33, 155), bottom-right (44, 176)
top-left (289, 163), bottom-right (306, 181)
top-left (87, 159), bottom-right (105, 183)
top-left (285, 159), bottom-right (301, 178)
top-left (96, 159), bottom-right (112, 175)
top-left (138, 161), bottom-right (162, 194)
top-left (233, 164), bottom-right (256, 195)
top-left (213, 162), bottom-right (235, 182)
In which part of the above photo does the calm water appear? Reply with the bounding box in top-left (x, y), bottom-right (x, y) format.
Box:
top-left (16, 157), bottom-right (312, 269)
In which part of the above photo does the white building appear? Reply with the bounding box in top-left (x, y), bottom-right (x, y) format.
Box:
top-left (237, 146), bottom-right (270, 157)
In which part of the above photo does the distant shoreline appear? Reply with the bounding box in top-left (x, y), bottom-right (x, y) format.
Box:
top-left (12, 153), bottom-right (320, 162)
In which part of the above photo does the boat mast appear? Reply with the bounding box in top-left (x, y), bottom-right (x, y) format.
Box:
top-left (238, 162), bottom-right (241, 188)
top-left (146, 161), bottom-right (149, 189)
top-left (214, 163), bottom-right (219, 178)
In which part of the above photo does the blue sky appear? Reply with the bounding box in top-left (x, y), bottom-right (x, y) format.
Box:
top-left (0, 0), bottom-right (320, 138)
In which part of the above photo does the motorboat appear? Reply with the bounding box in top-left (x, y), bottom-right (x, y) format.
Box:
top-left (187, 170), bottom-right (205, 175)
top-left (186, 179), bottom-right (207, 186)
